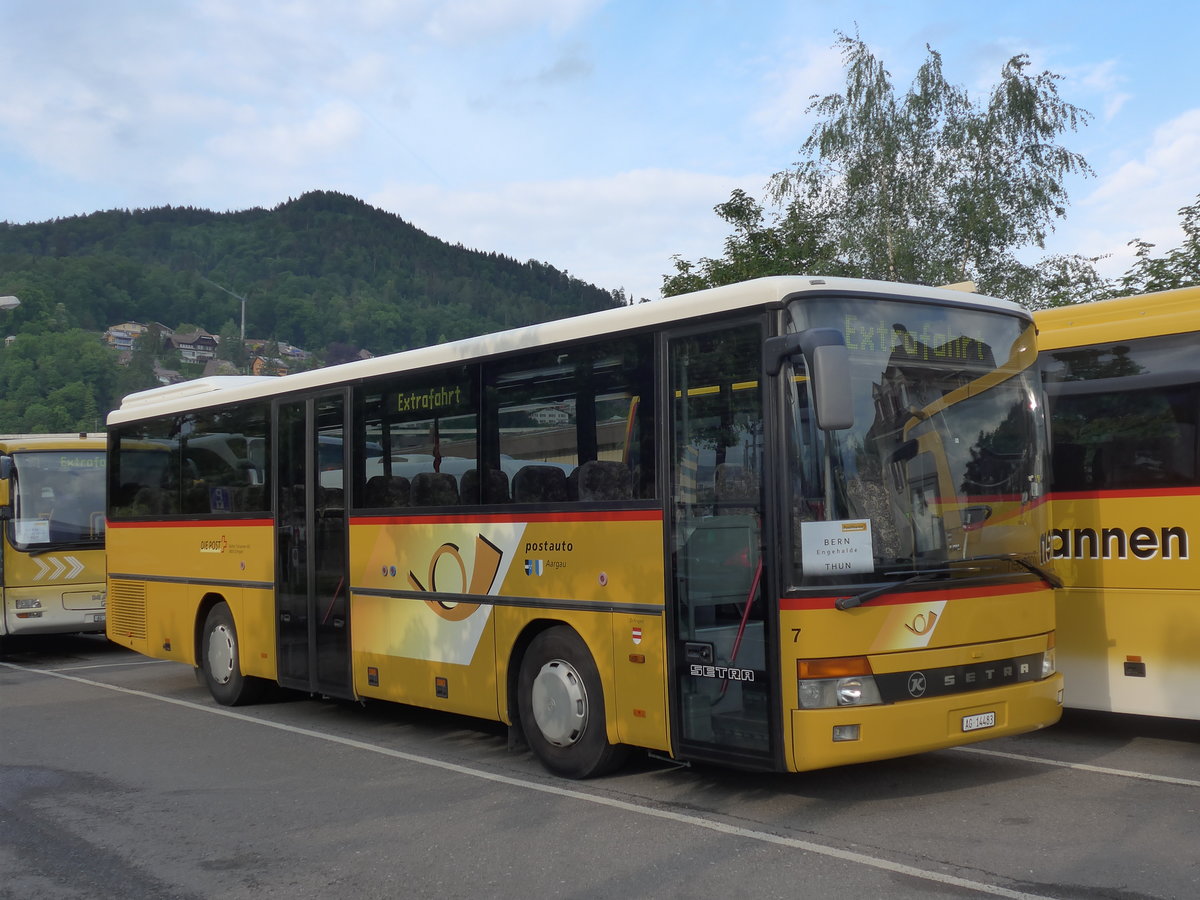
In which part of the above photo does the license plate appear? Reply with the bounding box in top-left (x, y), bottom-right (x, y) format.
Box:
top-left (962, 711), bottom-right (995, 732)
top-left (90, 613), bottom-right (106, 624)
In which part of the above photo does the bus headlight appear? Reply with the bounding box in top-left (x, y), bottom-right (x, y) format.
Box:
top-left (15, 597), bottom-right (42, 609)
top-left (1041, 647), bottom-right (1057, 679)
top-left (797, 657), bottom-right (883, 709)
top-left (1041, 632), bottom-right (1057, 679)
top-left (797, 676), bottom-right (883, 709)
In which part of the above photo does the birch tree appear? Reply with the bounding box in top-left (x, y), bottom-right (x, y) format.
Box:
top-left (665, 32), bottom-right (1098, 305)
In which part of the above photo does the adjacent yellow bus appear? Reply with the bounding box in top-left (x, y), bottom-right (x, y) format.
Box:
top-left (0, 433), bottom-right (108, 638)
top-left (1037, 285), bottom-right (1200, 719)
top-left (106, 276), bottom-right (1062, 777)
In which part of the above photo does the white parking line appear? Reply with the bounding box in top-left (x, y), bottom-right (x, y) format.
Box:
top-left (47, 659), bottom-right (175, 672)
top-left (952, 745), bottom-right (1200, 788)
top-left (4, 659), bottom-right (1054, 900)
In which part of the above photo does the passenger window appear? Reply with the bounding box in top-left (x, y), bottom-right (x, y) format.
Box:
top-left (110, 404), bottom-right (270, 517)
top-left (355, 367), bottom-right (479, 508)
top-left (487, 336), bottom-right (655, 503)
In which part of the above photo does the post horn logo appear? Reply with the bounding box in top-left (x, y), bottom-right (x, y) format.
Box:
top-left (407, 534), bottom-right (503, 621)
top-left (904, 610), bottom-right (938, 636)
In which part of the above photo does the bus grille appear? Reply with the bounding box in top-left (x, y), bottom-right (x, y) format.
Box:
top-left (108, 580), bottom-right (148, 639)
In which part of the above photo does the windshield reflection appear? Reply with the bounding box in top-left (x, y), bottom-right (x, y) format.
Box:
top-left (785, 298), bottom-right (1046, 588)
top-left (11, 452), bottom-right (107, 548)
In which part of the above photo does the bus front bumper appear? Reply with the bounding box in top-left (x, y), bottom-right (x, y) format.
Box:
top-left (789, 672), bottom-right (1063, 772)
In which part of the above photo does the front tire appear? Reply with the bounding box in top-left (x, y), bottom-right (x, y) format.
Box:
top-left (201, 602), bottom-right (266, 706)
top-left (517, 627), bottom-right (627, 778)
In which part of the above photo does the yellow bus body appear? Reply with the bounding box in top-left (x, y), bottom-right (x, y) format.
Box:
top-left (107, 520), bottom-right (277, 676)
top-left (108, 510), bottom-right (1060, 770)
top-left (107, 276), bottom-right (1062, 775)
top-left (780, 584), bottom-right (1058, 770)
top-left (0, 434), bottom-right (107, 637)
top-left (1036, 285), bottom-right (1200, 718)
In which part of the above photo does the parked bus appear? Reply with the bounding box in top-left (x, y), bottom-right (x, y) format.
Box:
top-left (1036, 285), bottom-right (1200, 719)
top-left (0, 433), bottom-right (108, 638)
top-left (106, 276), bottom-right (1062, 777)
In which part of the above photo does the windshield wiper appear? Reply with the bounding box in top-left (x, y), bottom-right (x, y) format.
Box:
top-left (965, 553), bottom-right (1063, 589)
top-left (835, 567), bottom-right (967, 611)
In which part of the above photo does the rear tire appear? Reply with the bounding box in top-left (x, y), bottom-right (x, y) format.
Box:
top-left (201, 602), bottom-right (266, 706)
top-left (517, 626), bottom-right (627, 778)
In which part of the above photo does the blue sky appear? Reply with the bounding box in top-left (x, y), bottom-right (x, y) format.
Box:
top-left (1, 0), bottom-right (1197, 305)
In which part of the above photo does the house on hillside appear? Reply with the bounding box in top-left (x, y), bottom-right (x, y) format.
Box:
top-left (202, 359), bottom-right (240, 377)
top-left (104, 322), bottom-right (148, 352)
top-left (167, 330), bottom-right (219, 362)
top-left (245, 339), bottom-right (312, 367)
top-left (153, 364), bottom-right (183, 385)
top-left (251, 356), bottom-right (289, 377)
top-left (278, 341), bottom-right (311, 362)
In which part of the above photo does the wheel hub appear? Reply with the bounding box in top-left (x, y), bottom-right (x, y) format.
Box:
top-left (207, 624), bottom-right (235, 685)
top-left (530, 658), bottom-right (588, 746)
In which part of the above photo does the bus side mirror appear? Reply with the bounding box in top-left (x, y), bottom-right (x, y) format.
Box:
top-left (764, 329), bottom-right (854, 431)
top-left (0, 456), bottom-right (11, 481)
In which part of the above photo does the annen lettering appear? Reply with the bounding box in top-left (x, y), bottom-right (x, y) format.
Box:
top-left (1046, 525), bottom-right (1188, 561)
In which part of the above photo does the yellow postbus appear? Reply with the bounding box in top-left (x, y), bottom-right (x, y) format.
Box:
top-left (106, 276), bottom-right (1062, 777)
top-left (0, 433), bottom-right (108, 638)
top-left (1037, 285), bottom-right (1200, 719)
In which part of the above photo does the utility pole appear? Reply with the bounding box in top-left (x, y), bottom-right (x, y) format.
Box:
top-left (198, 276), bottom-right (248, 341)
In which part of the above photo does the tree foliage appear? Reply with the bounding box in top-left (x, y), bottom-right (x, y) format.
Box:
top-left (664, 32), bottom-right (1099, 306)
top-left (0, 330), bottom-right (117, 432)
top-left (0, 190), bottom-right (626, 432)
top-left (1115, 194), bottom-right (1200, 296)
top-left (0, 191), bottom-right (624, 356)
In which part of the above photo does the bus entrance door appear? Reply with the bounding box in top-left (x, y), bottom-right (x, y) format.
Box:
top-left (668, 323), bottom-right (774, 765)
top-left (275, 392), bottom-right (353, 699)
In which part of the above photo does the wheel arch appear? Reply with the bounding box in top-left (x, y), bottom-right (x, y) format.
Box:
top-left (505, 618), bottom-right (561, 729)
top-left (192, 591), bottom-right (231, 669)
top-left (505, 616), bottom-right (621, 746)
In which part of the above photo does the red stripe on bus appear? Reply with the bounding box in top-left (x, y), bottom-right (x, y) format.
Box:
top-left (779, 580), bottom-right (1045, 611)
top-left (351, 509), bottom-right (664, 527)
top-left (1049, 486), bottom-right (1200, 501)
top-left (107, 518), bottom-right (274, 529)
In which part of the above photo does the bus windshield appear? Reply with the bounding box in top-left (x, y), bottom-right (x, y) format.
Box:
top-left (11, 450), bottom-right (107, 549)
top-left (784, 297), bottom-right (1046, 588)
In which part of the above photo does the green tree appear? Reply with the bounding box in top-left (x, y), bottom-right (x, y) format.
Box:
top-left (0, 331), bottom-right (121, 432)
top-left (665, 189), bottom-right (847, 295)
top-left (216, 319), bottom-right (247, 369)
top-left (665, 32), bottom-right (1099, 306)
top-left (1116, 194), bottom-right (1200, 295)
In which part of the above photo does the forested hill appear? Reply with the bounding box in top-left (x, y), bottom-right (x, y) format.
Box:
top-left (0, 190), bottom-right (627, 354)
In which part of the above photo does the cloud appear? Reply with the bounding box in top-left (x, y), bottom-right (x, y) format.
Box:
top-left (371, 168), bottom-right (762, 301)
top-left (1059, 57), bottom-right (1132, 124)
top-left (422, 0), bottom-right (603, 43)
top-left (205, 101), bottom-right (365, 169)
top-left (749, 42), bottom-right (846, 141)
top-left (1051, 108), bottom-right (1200, 275)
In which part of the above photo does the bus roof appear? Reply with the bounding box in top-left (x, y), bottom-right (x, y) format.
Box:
top-left (1034, 285), bottom-right (1200, 351)
top-left (0, 433), bottom-right (106, 452)
top-left (109, 275), bottom-right (1029, 425)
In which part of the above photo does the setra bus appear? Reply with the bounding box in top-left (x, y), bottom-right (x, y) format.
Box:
top-left (1036, 285), bottom-right (1200, 719)
top-left (0, 433), bottom-right (108, 638)
top-left (106, 276), bottom-right (1062, 777)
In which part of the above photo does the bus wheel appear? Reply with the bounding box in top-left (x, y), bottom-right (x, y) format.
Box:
top-left (517, 627), bottom-right (627, 779)
top-left (201, 602), bottom-right (265, 706)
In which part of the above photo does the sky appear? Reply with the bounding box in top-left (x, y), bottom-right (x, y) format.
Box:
top-left (1, 0), bottom-right (1197, 304)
